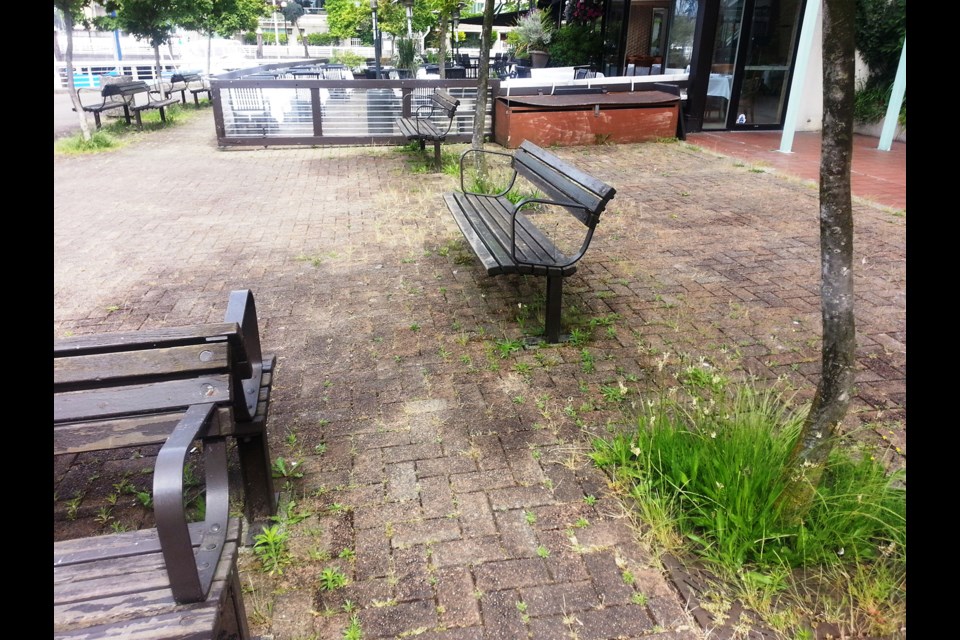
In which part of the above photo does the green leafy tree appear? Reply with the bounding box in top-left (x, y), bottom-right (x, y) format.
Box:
top-left (855, 0), bottom-right (905, 88)
top-left (98, 0), bottom-right (195, 97)
top-left (54, 0), bottom-right (96, 141)
top-left (281, 0), bottom-right (311, 57)
top-left (178, 0), bottom-right (266, 74)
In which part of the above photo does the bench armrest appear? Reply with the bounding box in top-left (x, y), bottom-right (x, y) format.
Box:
top-left (154, 402), bottom-right (229, 604)
top-left (458, 148), bottom-right (517, 195)
top-left (76, 87), bottom-right (105, 109)
top-left (509, 199), bottom-right (597, 269)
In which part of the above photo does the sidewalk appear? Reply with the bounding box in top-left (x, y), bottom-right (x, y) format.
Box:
top-left (54, 106), bottom-right (905, 639)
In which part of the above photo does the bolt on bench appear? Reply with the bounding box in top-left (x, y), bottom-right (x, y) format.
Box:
top-left (442, 141), bottom-right (616, 343)
top-left (54, 289), bottom-right (277, 639)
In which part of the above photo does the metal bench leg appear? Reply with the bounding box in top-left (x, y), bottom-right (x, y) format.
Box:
top-left (545, 276), bottom-right (563, 343)
top-left (93, 113), bottom-right (102, 129)
top-left (237, 424), bottom-right (277, 531)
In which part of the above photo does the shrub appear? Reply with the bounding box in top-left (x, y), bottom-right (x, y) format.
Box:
top-left (549, 21), bottom-right (603, 67)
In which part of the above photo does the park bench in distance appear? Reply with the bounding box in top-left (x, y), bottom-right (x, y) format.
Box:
top-left (396, 88), bottom-right (460, 170)
top-left (54, 289), bottom-right (277, 640)
top-left (443, 141), bottom-right (616, 343)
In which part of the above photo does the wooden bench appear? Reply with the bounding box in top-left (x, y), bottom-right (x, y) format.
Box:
top-left (54, 289), bottom-right (277, 639)
top-left (75, 76), bottom-right (135, 129)
top-left (170, 72), bottom-right (212, 107)
top-left (396, 88), bottom-right (460, 169)
top-left (442, 141), bottom-right (616, 343)
top-left (128, 81), bottom-right (182, 129)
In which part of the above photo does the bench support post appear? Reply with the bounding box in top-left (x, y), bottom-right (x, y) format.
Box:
top-left (545, 276), bottom-right (563, 343)
top-left (237, 424), bottom-right (278, 531)
top-left (433, 142), bottom-right (442, 169)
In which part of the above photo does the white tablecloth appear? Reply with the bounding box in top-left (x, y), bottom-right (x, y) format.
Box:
top-left (708, 73), bottom-right (733, 100)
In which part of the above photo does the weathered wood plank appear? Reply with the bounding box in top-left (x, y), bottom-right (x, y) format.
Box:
top-left (54, 375), bottom-right (233, 422)
top-left (54, 520), bottom-right (242, 637)
top-left (54, 343), bottom-right (231, 388)
top-left (54, 323), bottom-right (239, 356)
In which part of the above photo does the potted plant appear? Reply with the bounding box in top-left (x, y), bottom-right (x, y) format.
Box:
top-left (510, 9), bottom-right (554, 68)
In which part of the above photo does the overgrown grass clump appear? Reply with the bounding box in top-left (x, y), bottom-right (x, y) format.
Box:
top-left (55, 130), bottom-right (124, 155)
top-left (590, 370), bottom-right (906, 636)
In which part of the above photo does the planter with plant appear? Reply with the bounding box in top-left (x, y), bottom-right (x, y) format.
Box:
top-left (508, 9), bottom-right (554, 68)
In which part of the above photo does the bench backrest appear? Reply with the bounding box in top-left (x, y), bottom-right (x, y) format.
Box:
top-left (513, 140), bottom-right (616, 228)
top-left (102, 80), bottom-right (149, 98)
top-left (54, 291), bottom-right (265, 448)
top-left (431, 89), bottom-right (460, 119)
top-left (171, 73), bottom-right (201, 84)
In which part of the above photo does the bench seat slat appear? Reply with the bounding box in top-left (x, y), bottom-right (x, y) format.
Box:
top-left (445, 192), bottom-right (574, 276)
top-left (461, 193), bottom-right (571, 269)
top-left (55, 375), bottom-right (232, 422)
top-left (54, 411), bottom-right (184, 454)
top-left (54, 520), bottom-right (242, 638)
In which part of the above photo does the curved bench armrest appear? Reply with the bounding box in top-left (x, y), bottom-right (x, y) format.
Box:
top-left (509, 199), bottom-right (596, 269)
top-left (154, 402), bottom-right (229, 604)
top-left (458, 148), bottom-right (517, 195)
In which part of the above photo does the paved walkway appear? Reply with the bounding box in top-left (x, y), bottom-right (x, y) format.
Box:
top-left (54, 104), bottom-right (905, 640)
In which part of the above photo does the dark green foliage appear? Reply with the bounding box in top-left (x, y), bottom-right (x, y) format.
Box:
top-left (307, 32), bottom-right (341, 46)
top-left (855, 0), bottom-right (906, 87)
top-left (548, 21), bottom-right (603, 67)
top-left (852, 0), bottom-right (906, 125)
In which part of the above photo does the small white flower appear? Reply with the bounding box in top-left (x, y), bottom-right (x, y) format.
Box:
top-left (710, 432), bottom-right (717, 439)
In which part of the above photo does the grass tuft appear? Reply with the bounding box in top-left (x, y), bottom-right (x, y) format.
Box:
top-left (589, 378), bottom-right (906, 636)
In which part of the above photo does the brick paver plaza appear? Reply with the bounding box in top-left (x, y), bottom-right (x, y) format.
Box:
top-left (54, 109), bottom-right (906, 639)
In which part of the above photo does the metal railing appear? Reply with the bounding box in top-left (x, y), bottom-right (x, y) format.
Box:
top-left (211, 64), bottom-right (501, 147)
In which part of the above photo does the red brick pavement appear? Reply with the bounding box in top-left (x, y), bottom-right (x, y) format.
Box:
top-left (55, 109), bottom-right (905, 639)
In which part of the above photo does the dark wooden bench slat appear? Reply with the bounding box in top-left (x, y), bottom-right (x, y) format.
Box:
top-left (54, 342), bottom-right (231, 388)
top-left (55, 375), bottom-right (232, 422)
top-left (458, 192), bottom-right (572, 271)
top-left (54, 411), bottom-right (184, 455)
top-left (55, 323), bottom-right (239, 356)
top-left (54, 520), bottom-right (244, 639)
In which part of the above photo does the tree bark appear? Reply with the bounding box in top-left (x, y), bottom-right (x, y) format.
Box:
top-left (63, 11), bottom-right (93, 142)
top-left (471, 0), bottom-right (496, 151)
top-left (779, 0), bottom-right (857, 522)
top-left (437, 11), bottom-right (448, 80)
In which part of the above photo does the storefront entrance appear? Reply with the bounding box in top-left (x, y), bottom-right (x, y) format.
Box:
top-left (702, 0), bottom-right (804, 130)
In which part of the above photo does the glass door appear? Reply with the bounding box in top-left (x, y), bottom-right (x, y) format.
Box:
top-left (703, 0), bottom-right (745, 129)
top-left (731, 0), bottom-right (803, 128)
top-left (703, 0), bottom-right (804, 130)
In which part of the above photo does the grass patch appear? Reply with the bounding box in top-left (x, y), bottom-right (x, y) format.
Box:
top-left (55, 129), bottom-right (125, 155)
top-left (56, 102), bottom-right (194, 155)
top-left (589, 378), bottom-right (906, 637)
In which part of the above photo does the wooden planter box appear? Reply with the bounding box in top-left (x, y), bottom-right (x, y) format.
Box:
top-left (494, 91), bottom-right (680, 148)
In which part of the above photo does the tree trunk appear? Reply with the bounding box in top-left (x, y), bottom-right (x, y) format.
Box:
top-left (471, 0), bottom-right (496, 151)
top-left (208, 32), bottom-right (215, 74)
top-left (438, 12), bottom-right (447, 80)
top-left (54, 29), bottom-right (64, 61)
top-left (154, 44), bottom-right (168, 99)
top-left (63, 11), bottom-right (92, 142)
top-left (301, 27), bottom-right (309, 58)
top-left (778, 0), bottom-right (857, 523)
